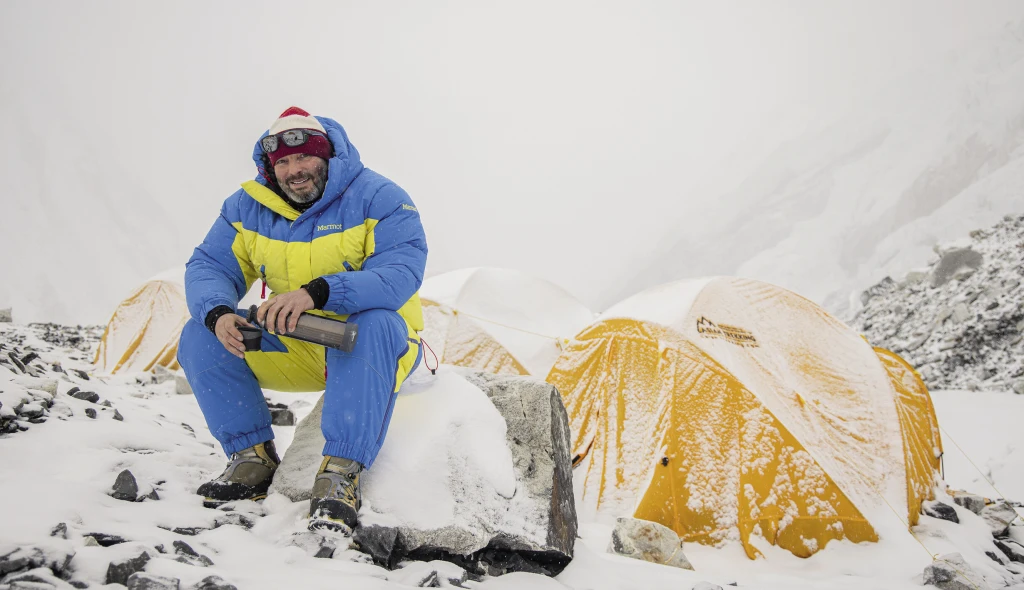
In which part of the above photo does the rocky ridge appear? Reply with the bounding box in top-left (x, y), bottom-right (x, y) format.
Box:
top-left (852, 213), bottom-right (1024, 392)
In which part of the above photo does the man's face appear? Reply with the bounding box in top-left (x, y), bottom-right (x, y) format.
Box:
top-left (274, 153), bottom-right (328, 204)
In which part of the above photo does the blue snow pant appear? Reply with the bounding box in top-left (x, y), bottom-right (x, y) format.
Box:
top-left (176, 308), bottom-right (421, 468)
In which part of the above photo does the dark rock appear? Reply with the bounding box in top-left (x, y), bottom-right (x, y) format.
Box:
top-left (692, 584), bottom-right (725, 590)
top-left (83, 533), bottom-right (127, 547)
top-left (64, 387), bottom-right (79, 397)
top-left (923, 501), bottom-right (960, 524)
top-left (171, 528), bottom-right (207, 537)
top-left (352, 525), bottom-right (400, 568)
top-left (995, 539), bottom-right (1024, 563)
top-left (189, 575), bottom-right (238, 590)
top-left (111, 470), bottom-right (140, 502)
top-left (286, 532), bottom-right (336, 560)
top-left (113, 410), bottom-right (124, 421)
top-left (127, 572), bottom-right (180, 590)
top-left (70, 369), bottom-right (89, 380)
top-left (84, 408), bottom-right (97, 419)
top-left (16, 403), bottom-right (44, 419)
top-left (0, 546), bottom-right (74, 578)
top-left (985, 549), bottom-right (1008, 565)
top-left (392, 560), bottom-right (469, 588)
top-left (952, 494), bottom-right (986, 515)
top-left (181, 423), bottom-right (195, 437)
top-left (212, 513), bottom-right (254, 530)
top-left (70, 391), bottom-right (99, 404)
top-left (100, 401), bottom-right (113, 408)
top-left (922, 553), bottom-right (986, 590)
top-left (2, 570), bottom-right (57, 588)
top-left (49, 523), bottom-right (68, 539)
top-left (69, 581), bottom-right (88, 589)
top-left (172, 541), bottom-right (214, 567)
top-left (8, 352), bottom-right (26, 373)
top-left (269, 408), bottom-right (294, 426)
top-left (20, 352), bottom-right (39, 366)
top-left (104, 551), bottom-right (150, 586)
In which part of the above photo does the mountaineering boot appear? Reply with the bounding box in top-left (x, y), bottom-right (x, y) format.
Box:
top-left (308, 456), bottom-right (362, 533)
top-left (197, 440), bottom-right (279, 508)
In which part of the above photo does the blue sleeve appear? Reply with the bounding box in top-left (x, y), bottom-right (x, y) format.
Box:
top-left (184, 195), bottom-right (258, 324)
top-left (321, 184), bottom-right (427, 315)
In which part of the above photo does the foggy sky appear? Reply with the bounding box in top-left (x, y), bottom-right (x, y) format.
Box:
top-left (1, 1), bottom-right (1022, 323)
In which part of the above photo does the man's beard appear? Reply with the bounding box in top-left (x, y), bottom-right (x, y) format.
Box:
top-left (279, 161), bottom-right (328, 206)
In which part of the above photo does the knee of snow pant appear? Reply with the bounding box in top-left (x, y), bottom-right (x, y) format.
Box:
top-left (242, 328), bottom-right (328, 393)
top-left (177, 318), bottom-right (274, 456)
top-left (320, 308), bottom-right (420, 468)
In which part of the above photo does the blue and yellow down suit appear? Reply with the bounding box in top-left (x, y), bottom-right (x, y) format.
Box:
top-left (177, 116), bottom-right (425, 468)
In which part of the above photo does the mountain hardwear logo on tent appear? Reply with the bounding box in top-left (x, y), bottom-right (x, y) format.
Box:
top-left (696, 316), bottom-right (758, 347)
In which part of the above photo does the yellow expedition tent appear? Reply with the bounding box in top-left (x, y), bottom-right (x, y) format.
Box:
top-left (546, 276), bottom-right (941, 559)
top-left (420, 267), bottom-right (594, 376)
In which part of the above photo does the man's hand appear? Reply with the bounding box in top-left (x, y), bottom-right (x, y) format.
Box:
top-left (257, 289), bottom-right (315, 335)
top-left (215, 314), bottom-right (255, 360)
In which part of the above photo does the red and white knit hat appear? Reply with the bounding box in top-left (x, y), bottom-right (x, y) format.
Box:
top-left (265, 106), bottom-right (332, 165)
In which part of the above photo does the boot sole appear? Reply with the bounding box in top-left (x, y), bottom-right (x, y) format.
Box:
top-left (307, 515), bottom-right (353, 535)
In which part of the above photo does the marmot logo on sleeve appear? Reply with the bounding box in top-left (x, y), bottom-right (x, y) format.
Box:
top-left (402, 204), bottom-right (418, 213)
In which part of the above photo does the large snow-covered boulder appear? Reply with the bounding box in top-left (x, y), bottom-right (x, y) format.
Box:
top-left (269, 366), bottom-right (577, 576)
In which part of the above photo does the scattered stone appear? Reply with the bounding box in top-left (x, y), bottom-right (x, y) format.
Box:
top-left (69, 390), bottom-right (99, 404)
top-left (0, 546), bottom-right (74, 578)
top-left (85, 408), bottom-right (97, 419)
top-left (151, 365), bottom-right (176, 384)
top-left (922, 553), bottom-right (986, 590)
top-left (82, 536), bottom-right (100, 547)
top-left (127, 572), bottom-right (180, 590)
top-left (171, 528), bottom-right (208, 537)
top-left (608, 517), bottom-right (693, 570)
top-left (181, 423), bottom-right (195, 437)
top-left (111, 470), bottom-right (141, 502)
top-left (1014, 380), bottom-right (1024, 396)
top-left (861, 277), bottom-right (897, 306)
top-left (48, 523), bottom-right (67, 540)
top-left (105, 551), bottom-right (151, 586)
top-left (982, 502), bottom-right (1020, 537)
top-left (83, 533), bottom-right (127, 547)
top-left (351, 525), bottom-right (400, 568)
top-left (113, 409), bottom-right (124, 421)
top-left (392, 560), bottom-right (469, 588)
top-left (19, 352), bottom-right (39, 366)
top-left (175, 373), bottom-right (193, 396)
top-left (931, 248), bottom-right (984, 288)
top-left (100, 400), bottom-right (113, 408)
top-left (692, 583), bottom-right (724, 590)
top-left (286, 532), bottom-right (336, 559)
top-left (1, 569), bottom-right (60, 589)
top-left (189, 575), bottom-right (239, 590)
top-left (0, 308), bottom-right (11, 322)
top-left (952, 494), bottom-right (986, 515)
top-left (17, 403), bottom-right (44, 419)
top-left (172, 541), bottom-right (214, 567)
top-left (7, 353), bottom-right (25, 373)
top-left (69, 581), bottom-right (89, 589)
top-left (269, 408), bottom-right (294, 426)
top-left (212, 513), bottom-right (254, 530)
top-left (995, 539), bottom-right (1024, 564)
top-left (923, 501), bottom-right (960, 524)
top-left (70, 369), bottom-right (89, 381)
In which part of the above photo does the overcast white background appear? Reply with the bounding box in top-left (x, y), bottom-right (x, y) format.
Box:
top-left (1, 1), bottom-right (1022, 324)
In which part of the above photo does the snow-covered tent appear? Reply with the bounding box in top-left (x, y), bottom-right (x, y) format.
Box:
top-left (94, 267), bottom-right (265, 374)
top-left (546, 277), bottom-right (942, 559)
top-left (93, 267), bottom-right (189, 374)
top-left (419, 268), bottom-right (595, 377)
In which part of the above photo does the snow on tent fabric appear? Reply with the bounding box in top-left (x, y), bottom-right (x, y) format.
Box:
top-left (419, 267), bottom-right (595, 376)
top-left (93, 267), bottom-right (265, 374)
top-left (545, 276), bottom-right (943, 559)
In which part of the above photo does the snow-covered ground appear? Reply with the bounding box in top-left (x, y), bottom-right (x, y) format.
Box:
top-left (1, 322), bottom-right (1023, 590)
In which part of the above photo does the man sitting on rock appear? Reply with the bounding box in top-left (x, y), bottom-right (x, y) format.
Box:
top-left (177, 107), bottom-right (427, 532)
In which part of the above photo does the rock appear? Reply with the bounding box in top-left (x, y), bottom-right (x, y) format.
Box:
top-left (82, 536), bottom-right (100, 547)
top-left (16, 403), bottom-right (44, 419)
top-left (286, 532), bottom-right (336, 559)
top-left (922, 553), bottom-right (987, 590)
top-left (70, 390), bottom-right (99, 404)
top-left (391, 560), bottom-right (469, 588)
top-left (189, 575), bottom-right (239, 590)
top-left (170, 528), bottom-right (207, 537)
top-left (105, 551), bottom-right (151, 586)
top-left (692, 583), bottom-right (724, 590)
top-left (111, 470), bottom-right (141, 502)
top-left (982, 502), bottom-right (1019, 537)
top-left (861, 277), bottom-right (897, 306)
top-left (269, 408), bottom-right (295, 426)
top-left (931, 248), bottom-right (984, 288)
top-left (902, 270), bottom-right (929, 287)
top-left (85, 408), bottom-right (97, 419)
top-left (113, 409), bottom-right (124, 421)
top-left (175, 373), bottom-right (193, 396)
top-left (19, 352), bottom-right (39, 366)
top-left (48, 523), bottom-right (67, 540)
top-left (172, 541), bottom-right (214, 567)
top-left (272, 369), bottom-right (577, 576)
top-left (2, 569), bottom-right (60, 589)
top-left (952, 494), bottom-right (986, 515)
top-left (151, 365), bottom-right (176, 384)
top-left (1014, 380), bottom-right (1024, 396)
top-left (7, 353), bottom-right (26, 374)
top-left (951, 303), bottom-right (972, 324)
top-left (82, 533), bottom-right (127, 547)
top-left (607, 517), bottom-right (693, 570)
top-left (212, 513), bottom-right (254, 530)
top-left (127, 572), bottom-right (180, 590)
top-left (996, 539), bottom-right (1024, 564)
top-left (100, 400), bottom-right (113, 408)
top-left (0, 309), bottom-right (11, 322)
top-left (923, 501), bottom-right (960, 524)
top-left (0, 546), bottom-right (74, 578)
top-left (70, 369), bottom-right (89, 381)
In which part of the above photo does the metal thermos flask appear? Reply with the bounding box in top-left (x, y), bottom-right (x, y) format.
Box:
top-left (246, 305), bottom-right (359, 353)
